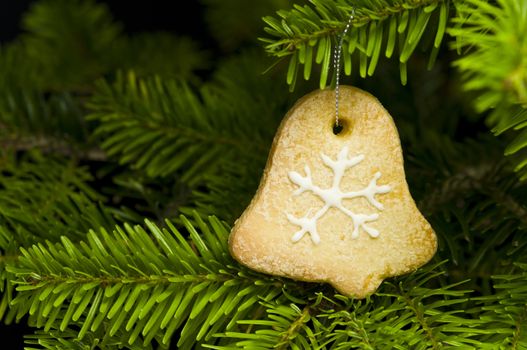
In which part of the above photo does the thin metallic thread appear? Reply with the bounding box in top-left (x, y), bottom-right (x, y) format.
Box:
top-left (333, 9), bottom-right (355, 127)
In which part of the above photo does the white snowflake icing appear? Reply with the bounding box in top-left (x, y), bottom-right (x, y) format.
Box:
top-left (285, 146), bottom-right (391, 244)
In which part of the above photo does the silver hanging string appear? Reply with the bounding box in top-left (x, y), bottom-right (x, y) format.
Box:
top-left (333, 8), bottom-right (355, 127)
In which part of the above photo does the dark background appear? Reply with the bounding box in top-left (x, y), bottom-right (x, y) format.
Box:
top-left (1, 1), bottom-right (211, 43)
top-left (0, 1), bottom-right (210, 347)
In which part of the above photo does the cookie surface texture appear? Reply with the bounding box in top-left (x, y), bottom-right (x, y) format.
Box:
top-left (229, 86), bottom-right (437, 298)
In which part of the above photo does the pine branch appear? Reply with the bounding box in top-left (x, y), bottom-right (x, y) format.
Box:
top-left (178, 50), bottom-right (300, 221)
top-left (208, 302), bottom-right (318, 349)
top-left (0, 42), bottom-right (88, 139)
top-left (211, 264), bottom-right (491, 349)
top-left (0, 153), bottom-right (117, 322)
top-left (262, 0), bottom-right (452, 88)
top-left (404, 132), bottom-right (527, 292)
top-left (474, 264), bottom-right (527, 348)
top-left (24, 329), bottom-right (153, 350)
top-left (450, 0), bottom-right (527, 111)
top-left (491, 107), bottom-right (527, 180)
top-left (88, 71), bottom-right (265, 185)
top-left (25, 322), bottom-right (159, 349)
top-left (0, 89), bottom-right (89, 145)
top-left (7, 213), bottom-right (285, 349)
top-left (449, 0), bottom-right (527, 180)
top-left (184, 161), bottom-right (264, 223)
top-left (0, 0), bottom-right (211, 155)
top-left (0, 154), bottom-right (113, 246)
top-left (88, 47), bottom-right (290, 188)
top-left (0, 43), bottom-right (40, 90)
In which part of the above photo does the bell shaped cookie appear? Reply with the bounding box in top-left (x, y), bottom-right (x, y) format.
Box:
top-left (229, 86), bottom-right (437, 298)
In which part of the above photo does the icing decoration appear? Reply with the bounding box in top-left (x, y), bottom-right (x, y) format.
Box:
top-left (286, 146), bottom-right (390, 244)
top-left (229, 86), bottom-right (438, 298)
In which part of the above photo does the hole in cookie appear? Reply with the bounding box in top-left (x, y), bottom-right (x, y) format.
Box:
top-left (333, 122), bottom-right (344, 135)
top-left (332, 118), bottom-right (350, 136)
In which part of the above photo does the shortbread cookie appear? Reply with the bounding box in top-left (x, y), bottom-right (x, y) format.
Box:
top-left (229, 86), bottom-right (437, 298)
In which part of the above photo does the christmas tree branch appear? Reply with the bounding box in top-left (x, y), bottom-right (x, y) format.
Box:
top-left (212, 265), bottom-right (492, 348)
top-left (0, 154), bottom-right (119, 322)
top-left (211, 300), bottom-right (320, 349)
top-left (262, 0), bottom-right (453, 88)
top-left (0, 90), bottom-right (89, 146)
top-left (7, 214), bottom-right (285, 348)
top-left (88, 71), bottom-right (272, 186)
top-left (407, 134), bottom-right (527, 286)
top-left (474, 265), bottom-right (527, 347)
top-left (0, 0), bottom-right (209, 145)
top-left (449, 0), bottom-right (527, 180)
top-left (450, 0), bottom-right (527, 110)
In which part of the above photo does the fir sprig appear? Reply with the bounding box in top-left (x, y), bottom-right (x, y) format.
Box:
top-left (212, 264), bottom-right (491, 349)
top-left (88, 71), bottom-right (270, 185)
top-left (8, 213), bottom-right (284, 349)
top-left (0, 153), bottom-right (116, 323)
top-left (0, 89), bottom-right (88, 146)
top-left (261, 0), bottom-right (451, 88)
top-left (88, 51), bottom-right (292, 221)
top-left (471, 264), bottom-right (527, 348)
top-left (449, 0), bottom-right (527, 179)
top-left (450, 0), bottom-right (527, 111)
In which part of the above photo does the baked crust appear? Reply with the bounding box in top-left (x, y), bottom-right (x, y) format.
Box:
top-left (229, 86), bottom-right (437, 298)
